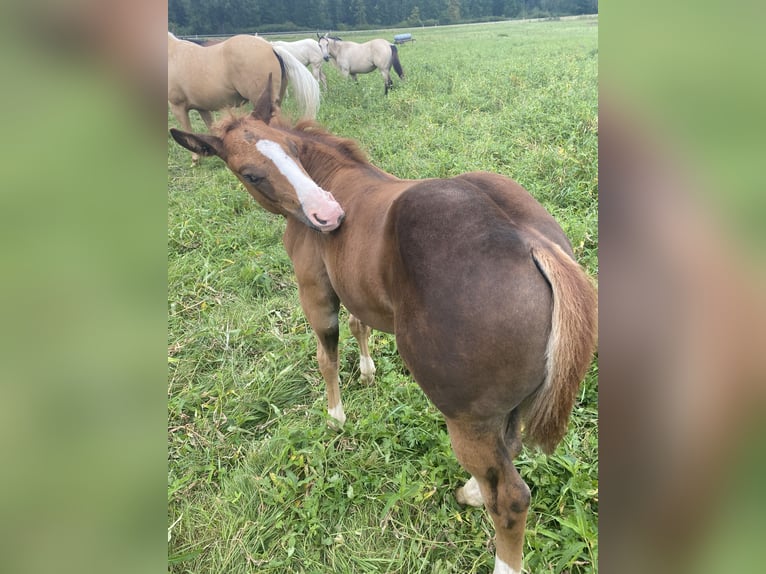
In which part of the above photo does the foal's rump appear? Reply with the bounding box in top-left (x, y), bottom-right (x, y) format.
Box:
top-left (389, 178), bottom-right (556, 417)
top-left (389, 175), bottom-right (596, 451)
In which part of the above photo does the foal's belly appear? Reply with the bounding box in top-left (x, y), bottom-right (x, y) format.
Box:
top-left (332, 283), bottom-right (395, 334)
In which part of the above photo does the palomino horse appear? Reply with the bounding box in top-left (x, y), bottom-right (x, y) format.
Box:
top-left (318, 34), bottom-right (404, 94)
top-left (170, 82), bottom-right (597, 574)
top-left (168, 32), bottom-right (320, 163)
top-left (271, 39), bottom-right (327, 90)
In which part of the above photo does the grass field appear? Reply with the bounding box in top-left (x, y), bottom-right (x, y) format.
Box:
top-left (168, 17), bottom-right (598, 573)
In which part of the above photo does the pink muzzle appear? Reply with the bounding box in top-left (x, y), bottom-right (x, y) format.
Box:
top-left (302, 188), bottom-right (345, 232)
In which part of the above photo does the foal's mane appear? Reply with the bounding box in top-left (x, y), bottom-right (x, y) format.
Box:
top-left (211, 112), bottom-right (370, 169)
top-left (292, 119), bottom-right (372, 167)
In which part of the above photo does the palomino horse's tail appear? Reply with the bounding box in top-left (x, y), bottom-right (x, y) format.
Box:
top-left (390, 45), bottom-right (405, 79)
top-left (272, 46), bottom-right (321, 119)
top-left (522, 238), bottom-right (598, 454)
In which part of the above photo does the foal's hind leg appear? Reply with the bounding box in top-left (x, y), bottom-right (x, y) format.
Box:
top-left (349, 314), bottom-right (375, 384)
top-left (447, 413), bottom-right (530, 574)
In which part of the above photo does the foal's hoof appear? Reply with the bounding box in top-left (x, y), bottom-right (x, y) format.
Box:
top-left (327, 403), bottom-right (346, 430)
top-left (359, 357), bottom-right (376, 385)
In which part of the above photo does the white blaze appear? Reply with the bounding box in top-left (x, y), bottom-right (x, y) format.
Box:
top-left (254, 139), bottom-right (341, 223)
top-left (254, 139), bottom-right (344, 231)
top-left (255, 140), bottom-right (316, 200)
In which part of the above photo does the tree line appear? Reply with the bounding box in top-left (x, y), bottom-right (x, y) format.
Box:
top-left (169, 0), bottom-right (598, 36)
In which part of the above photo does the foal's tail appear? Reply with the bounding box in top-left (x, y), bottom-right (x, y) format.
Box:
top-left (272, 46), bottom-right (321, 119)
top-left (522, 238), bottom-right (598, 454)
top-left (390, 44), bottom-right (405, 79)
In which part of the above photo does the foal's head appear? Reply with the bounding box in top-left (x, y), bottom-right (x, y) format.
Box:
top-left (170, 78), bottom-right (345, 233)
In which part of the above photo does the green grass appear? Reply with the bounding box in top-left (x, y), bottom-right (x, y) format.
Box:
top-left (169, 17), bottom-right (598, 573)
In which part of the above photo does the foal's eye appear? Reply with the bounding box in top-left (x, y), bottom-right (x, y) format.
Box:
top-left (243, 173), bottom-right (265, 185)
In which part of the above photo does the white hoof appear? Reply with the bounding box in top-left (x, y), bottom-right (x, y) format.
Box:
top-left (359, 356), bottom-right (376, 384)
top-left (327, 403), bottom-right (346, 430)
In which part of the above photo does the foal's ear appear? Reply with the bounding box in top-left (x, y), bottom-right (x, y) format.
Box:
top-left (170, 129), bottom-right (224, 158)
top-left (252, 73), bottom-right (275, 123)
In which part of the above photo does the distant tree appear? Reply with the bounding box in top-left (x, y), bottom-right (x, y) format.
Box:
top-left (540, 0), bottom-right (562, 15)
top-left (415, 0), bottom-right (444, 22)
top-left (464, 0), bottom-right (493, 19)
top-left (324, 0), bottom-right (339, 28)
top-left (408, 5), bottom-right (422, 24)
top-left (503, 0), bottom-right (522, 17)
top-left (167, 0), bottom-right (596, 35)
top-left (169, 0), bottom-right (189, 29)
top-left (447, 0), bottom-right (460, 22)
top-left (575, 0), bottom-right (598, 13)
top-left (365, 0), bottom-right (381, 25)
top-left (351, 0), bottom-right (367, 25)
top-left (260, 0), bottom-right (287, 26)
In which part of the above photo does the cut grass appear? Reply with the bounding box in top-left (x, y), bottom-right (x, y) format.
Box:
top-left (169, 17), bottom-right (598, 573)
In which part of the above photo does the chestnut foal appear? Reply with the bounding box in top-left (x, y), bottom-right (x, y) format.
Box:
top-left (171, 81), bottom-right (597, 573)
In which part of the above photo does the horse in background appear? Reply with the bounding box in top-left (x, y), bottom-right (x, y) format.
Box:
top-left (318, 33), bottom-right (404, 95)
top-left (170, 80), bottom-right (597, 574)
top-left (271, 39), bottom-right (327, 90)
top-left (168, 32), bottom-right (320, 163)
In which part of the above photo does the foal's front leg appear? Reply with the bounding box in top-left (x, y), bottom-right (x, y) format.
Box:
top-left (297, 280), bottom-right (345, 427)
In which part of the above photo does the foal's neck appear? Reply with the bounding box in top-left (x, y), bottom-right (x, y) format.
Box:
top-left (298, 135), bottom-right (395, 190)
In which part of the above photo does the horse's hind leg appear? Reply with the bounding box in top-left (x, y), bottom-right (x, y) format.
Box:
top-left (381, 69), bottom-right (393, 95)
top-left (447, 412), bottom-right (530, 574)
top-left (349, 314), bottom-right (375, 384)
